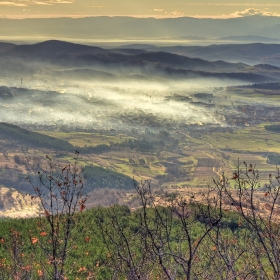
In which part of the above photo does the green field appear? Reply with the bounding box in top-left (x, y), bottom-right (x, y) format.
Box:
top-left (36, 124), bottom-right (280, 188)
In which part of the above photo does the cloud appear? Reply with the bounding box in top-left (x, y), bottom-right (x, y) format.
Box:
top-left (170, 10), bottom-right (184, 16)
top-left (0, 0), bottom-right (73, 6)
top-left (187, 3), bottom-right (280, 7)
top-left (88, 5), bottom-right (104, 8)
top-left (230, 8), bottom-right (280, 17)
top-left (193, 7), bottom-right (280, 19)
top-left (153, 9), bottom-right (163, 13)
top-left (0, 1), bottom-right (26, 6)
top-left (151, 8), bottom-right (184, 17)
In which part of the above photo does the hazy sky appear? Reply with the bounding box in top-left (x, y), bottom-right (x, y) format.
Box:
top-left (1, 0), bottom-right (280, 19)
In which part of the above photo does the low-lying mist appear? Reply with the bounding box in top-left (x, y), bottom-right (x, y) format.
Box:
top-left (0, 40), bottom-right (276, 133)
top-left (0, 77), bottom-right (230, 132)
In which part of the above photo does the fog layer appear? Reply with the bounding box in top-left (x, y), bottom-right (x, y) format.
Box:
top-left (0, 40), bottom-right (279, 133)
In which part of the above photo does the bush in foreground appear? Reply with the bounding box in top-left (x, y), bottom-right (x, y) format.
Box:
top-left (0, 160), bottom-right (280, 279)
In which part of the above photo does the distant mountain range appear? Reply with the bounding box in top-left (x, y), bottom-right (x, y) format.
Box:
top-left (218, 35), bottom-right (280, 42)
top-left (117, 43), bottom-right (280, 66)
top-left (1, 16), bottom-right (280, 41)
top-left (1, 40), bottom-right (280, 83)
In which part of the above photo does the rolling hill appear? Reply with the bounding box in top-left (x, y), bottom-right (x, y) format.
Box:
top-left (0, 42), bottom-right (15, 51)
top-left (129, 43), bottom-right (280, 66)
top-left (0, 40), bottom-right (279, 83)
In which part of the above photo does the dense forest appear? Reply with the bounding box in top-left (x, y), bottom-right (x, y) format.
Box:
top-left (265, 124), bottom-right (280, 133)
top-left (266, 152), bottom-right (280, 164)
top-left (83, 165), bottom-right (134, 191)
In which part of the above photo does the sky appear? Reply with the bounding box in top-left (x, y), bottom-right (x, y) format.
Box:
top-left (1, 0), bottom-right (280, 19)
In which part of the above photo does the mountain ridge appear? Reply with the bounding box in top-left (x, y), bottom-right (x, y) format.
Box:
top-left (126, 43), bottom-right (280, 66)
top-left (1, 16), bottom-right (280, 40)
top-left (0, 40), bottom-right (279, 83)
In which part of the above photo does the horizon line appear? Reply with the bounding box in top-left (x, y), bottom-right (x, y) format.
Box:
top-left (0, 14), bottom-right (276, 20)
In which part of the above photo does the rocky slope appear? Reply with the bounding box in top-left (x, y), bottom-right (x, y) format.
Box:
top-left (0, 186), bottom-right (40, 218)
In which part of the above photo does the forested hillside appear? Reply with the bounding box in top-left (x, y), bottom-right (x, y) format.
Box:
top-left (0, 122), bottom-right (73, 151)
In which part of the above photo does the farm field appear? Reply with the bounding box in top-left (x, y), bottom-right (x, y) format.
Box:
top-left (34, 123), bottom-right (280, 188)
top-left (0, 120), bottom-right (278, 198)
